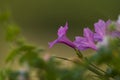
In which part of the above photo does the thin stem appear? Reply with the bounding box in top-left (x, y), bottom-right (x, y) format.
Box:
top-left (53, 56), bottom-right (104, 77)
top-left (74, 49), bottom-right (83, 59)
top-left (74, 50), bottom-right (109, 79)
top-left (84, 57), bottom-right (106, 74)
top-left (53, 56), bottom-right (80, 64)
top-left (53, 56), bottom-right (112, 80)
top-left (87, 65), bottom-right (104, 76)
top-left (90, 63), bottom-right (106, 73)
top-left (86, 64), bottom-right (111, 80)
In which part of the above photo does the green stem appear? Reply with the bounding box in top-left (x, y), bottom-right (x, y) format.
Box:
top-left (54, 56), bottom-right (105, 77)
top-left (75, 50), bottom-right (109, 79)
top-left (74, 49), bottom-right (83, 59)
top-left (84, 63), bottom-right (111, 80)
top-left (53, 55), bottom-right (113, 80)
top-left (87, 65), bottom-right (104, 76)
top-left (53, 56), bottom-right (79, 64)
top-left (90, 63), bottom-right (106, 73)
top-left (84, 57), bottom-right (106, 74)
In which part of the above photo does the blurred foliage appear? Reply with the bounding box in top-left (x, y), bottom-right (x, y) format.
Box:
top-left (0, 11), bottom-right (88, 80)
top-left (89, 38), bottom-right (120, 79)
top-left (5, 24), bottom-right (20, 42)
top-left (0, 11), bottom-right (10, 23)
top-left (1, 2), bottom-right (120, 80)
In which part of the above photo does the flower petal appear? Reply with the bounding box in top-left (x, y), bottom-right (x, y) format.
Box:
top-left (49, 22), bottom-right (75, 49)
top-left (94, 33), bottom-right (103, 41)
top-left (74, 35), bottom-right (97, 50)
top-left (94, 19), bottom-right (111, 41)
top-left (49, 35), bottom-right (75, 48)
top-left (57, 22), bottom-right (68, 37)
top-left (111, 31), bottom-right (120, 38)
top-left (84, 28), bottom-right (94, 41)
top-left (74, 36), bottom-right (87, 50)
top-left (49, 39), bottom-right (58, 48)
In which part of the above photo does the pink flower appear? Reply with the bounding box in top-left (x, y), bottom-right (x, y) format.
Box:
top-left (74, 28), bottom-right (97, 50)
top-left (49, 22), bottom-right (76, 49)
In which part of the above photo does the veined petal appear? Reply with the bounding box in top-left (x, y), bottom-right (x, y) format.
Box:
top-left (94, 20), bottom-right (106, 37)
top-left (74, 36), bottom-right (88, 50)
top-left (84, 28), bottom-right (94, 41)
top-left (74, 35), bottom-right (97, 50)
top-left (94, 33), bottom-right (103, 41)
top-left (94, 19), bottom-right (111, 41)
top-left (57, 22), bottom-right (68, 37)
top-left (74, 28), bottom-right (97, 50)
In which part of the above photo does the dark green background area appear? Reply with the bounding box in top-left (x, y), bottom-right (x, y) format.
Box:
top-left (0, 0), bottom-right (120, 58)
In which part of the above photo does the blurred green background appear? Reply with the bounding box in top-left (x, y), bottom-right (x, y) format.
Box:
top-left (0, 0), bottom-right (120, 66)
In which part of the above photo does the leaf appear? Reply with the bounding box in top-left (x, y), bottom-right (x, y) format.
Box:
top-left (0, 11), bottom-right (10, 23)
top-left (5, 48), bottom-right (20, 63)
top-left (5, 24), bottom-right (20, 42)
top-left (0, 69), bottom-right (6, 80)
top-left (89, 47), bottom-right (113, 65)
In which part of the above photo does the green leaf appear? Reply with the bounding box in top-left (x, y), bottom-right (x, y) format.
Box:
top-left (0, 11), bottom-right (10, 23)
top-left (5, 48), bottom-right (20, 63)
top-left (6, 24), bottom-right (20, 42)
top-left (0, 69), bottom-right (6, 80)
top-left (89, 47), bottom-right (113, 65)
